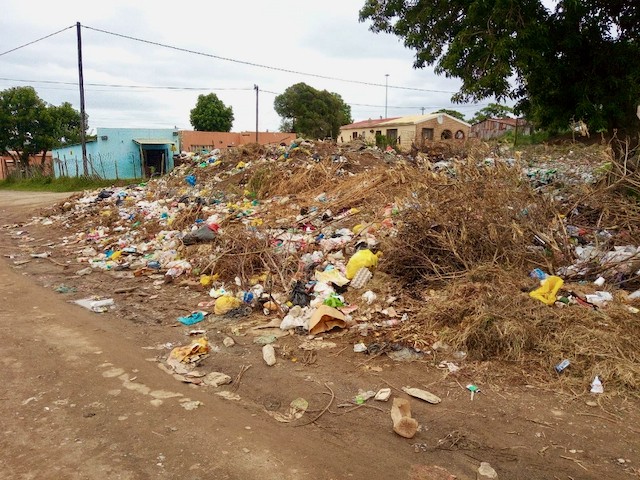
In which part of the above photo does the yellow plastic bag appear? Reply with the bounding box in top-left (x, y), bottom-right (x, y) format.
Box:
top-left (530, 276), bottom-right (564, 306)
top-left (346, 249), bottom-right (381, 279)
top-left (168, 338), bottom-right (210, 363)
top-left (214, 295), bottom-right (242, 315)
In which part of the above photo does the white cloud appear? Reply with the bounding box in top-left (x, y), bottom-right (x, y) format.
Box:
top-left (1, 0), bottom-right (490, 131)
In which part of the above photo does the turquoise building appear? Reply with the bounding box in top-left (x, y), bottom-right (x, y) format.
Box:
top-left (52, 128), bottom-right (179, 179)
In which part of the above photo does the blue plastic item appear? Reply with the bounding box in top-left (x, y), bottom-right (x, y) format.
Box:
top-left (178, 311), bottom-right (205, 326)
top-left (185, 175), bottom-right (197, 186)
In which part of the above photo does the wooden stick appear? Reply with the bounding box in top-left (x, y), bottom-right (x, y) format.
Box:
top-left (292, 382), bottom-right (334, 427)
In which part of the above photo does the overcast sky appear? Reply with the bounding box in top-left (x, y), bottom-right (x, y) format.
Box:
top-left (1, 0), bottom-right (507, 133)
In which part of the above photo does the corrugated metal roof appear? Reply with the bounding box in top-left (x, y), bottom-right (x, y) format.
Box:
top-left (132, 139), bottom-right (176, 145)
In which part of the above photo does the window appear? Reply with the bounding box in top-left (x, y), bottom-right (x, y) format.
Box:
top-left (421, 128), bottom-right (434, 141)
top-left (441, 129), bottom-right (453, 140)
top-left (386, 129), bottom-right (398, 143)
top-left (375, 130), bottom-right (382, 136)
top-left (352, 132), bottom-right (358, 139)
top-left (454, 130), bottom-right (465, 139)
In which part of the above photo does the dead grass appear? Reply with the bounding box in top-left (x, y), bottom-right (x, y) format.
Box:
top-left (392, 265), bottom-right (640, 393)
top-left (381, 159), bottom-right (563, 283)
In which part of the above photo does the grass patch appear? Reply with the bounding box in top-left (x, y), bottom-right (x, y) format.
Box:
top-left (0, 175), bottom-right (142, 192)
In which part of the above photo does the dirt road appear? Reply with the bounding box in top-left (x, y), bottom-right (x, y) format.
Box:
top-left (1, 190), bottom-right (638, 479)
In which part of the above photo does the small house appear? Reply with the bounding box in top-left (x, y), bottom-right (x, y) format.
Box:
top-left (338, 113), bottom-right (471, 150)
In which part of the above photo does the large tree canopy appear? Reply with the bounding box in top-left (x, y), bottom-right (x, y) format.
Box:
top-left (0, 86), bottom-right (84, 167)
top-left (190, 93), bottom-right (234, 132)
top-left (274, 83), bottom-right (353, 139)
top-left (434, 108), bottom-right (467, 122)
top-left (360, 1), bottom-right (640, 136)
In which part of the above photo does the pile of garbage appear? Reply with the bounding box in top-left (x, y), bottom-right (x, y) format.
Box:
top-left (38, 139), bottom-right (640, 393)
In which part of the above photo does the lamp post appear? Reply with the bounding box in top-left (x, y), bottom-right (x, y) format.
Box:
top-left (385, 74), bottom-right (389, 118)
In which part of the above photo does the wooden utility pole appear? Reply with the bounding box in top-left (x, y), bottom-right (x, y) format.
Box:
top-left (76, 22), bottom-right (88, 176)
top-left (254, 84), bottom-right (259, 143)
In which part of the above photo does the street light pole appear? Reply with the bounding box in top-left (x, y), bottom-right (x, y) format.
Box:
top-left (385, 74), bottom-right (389, 118)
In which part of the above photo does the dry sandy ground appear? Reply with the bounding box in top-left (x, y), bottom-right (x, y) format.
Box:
top-left (0, 190), bottom-right (639, 480)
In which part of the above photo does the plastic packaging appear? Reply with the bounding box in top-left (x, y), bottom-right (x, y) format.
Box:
top-left (345, 249), bottom-right (381, 279)
top-left (350, 267), bottom-right (372, 289)
top-left (590, 376), bottom-right (604, 394)
top-left (214, 295), bottom-right (242, 315)
top-left (555, 359), bottom-right (570, 373)
top-left (262, 344), bottom-right (276, 366)
top-left (529, 275), bottom-right (564, 305)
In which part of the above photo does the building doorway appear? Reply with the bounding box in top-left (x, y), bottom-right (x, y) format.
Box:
top-left (142, 148), bottom-right (167, 177)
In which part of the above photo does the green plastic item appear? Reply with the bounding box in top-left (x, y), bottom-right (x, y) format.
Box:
top-left (323, 294), bottom-right (345, 308)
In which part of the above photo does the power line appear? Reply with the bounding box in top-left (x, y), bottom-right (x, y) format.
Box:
top-left (0, 77), bottom-right (252, 92)
top-left (0, 76), bottom-right (489, 113)
top-left (260, 89), bottom-right (489, 111)
top-left (82, 24), bottom-right (457, 94)
top-left (0, 25), bottom-right (75, 57)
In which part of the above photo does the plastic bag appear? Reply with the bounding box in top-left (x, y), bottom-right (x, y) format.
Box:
top-left (214, 295), bottom-right (242, 315)
top-left (290, 281), bottom-right (310, 307)
top-left (529, 276), bottom-right (564, 305)
top-left (183, 224), bottom-right (217, 245)
top-left (346, 249), bottom-right (380, 279)
top-left (178, 311), bottom-right (206, 326)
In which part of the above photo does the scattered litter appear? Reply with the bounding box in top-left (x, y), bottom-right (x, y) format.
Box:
top-left (308, 305), bottom-right (347, 335)
top-left (353, 342), bottom-right (368, 353)
top-left (267, 398), bottom-right (308, 423)
top-left (177, 311), bottom-right (206, 326)
top-left (262, 344), bottom-right (277, 366)
top-left (585, 291), bottom-right (613, 307)
top-left (387, 347), bottom-right (422, 362)
top-left (590, 376), bottom-right (604, 394)
top-left (30, 252), bottom-right (51, 258)
top-left (391, 397), bottom-right (418, 438)
top-left (402, 387), bottom-right (441, 404)
top-left (354, 389), bottom-right (376, 404)
top-left (374, 388), bottom-right (391, 401)
top-left (203, 372), bottom-right (232, 387)
top-left (530, 275), bottom-right (564, 305)
top-left (73, 297), bottom-right (115, 313)
top-left (466, 384), bottom-right (480, 400)
top-left (361, 290), bottom-right (377, 305)
top-left (555, 359), bottom-right (570, 373)
top-left (223, 337), bottom-right (235, 347)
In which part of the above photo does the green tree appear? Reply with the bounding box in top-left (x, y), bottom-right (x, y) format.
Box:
top-left (189, 93), bottom-right (234, 132)
top-left (434, 108), bottom-right (467, 122)
top-left (0, 86), bottom-right (84, 168)
top-left (274, 83), bottom-right (353, 139)
top-left (360, 1), bottom-right (640, 138)
top-left (470, 103), bottom-right (514, 124)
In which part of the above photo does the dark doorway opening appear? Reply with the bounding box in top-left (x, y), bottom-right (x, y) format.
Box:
top-left (143, 148), bottom-right (166, 177)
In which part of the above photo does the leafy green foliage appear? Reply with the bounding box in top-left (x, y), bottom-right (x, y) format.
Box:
top-left (434, 109), bottom-right (467, 122)
top-left (274, 83), bottom-right (353, 139)
top-left (189, 93), bottom-right (234, 132)
top-left (360, 1), bottom-right (640, 137)
top-left (0, 87), bottom-right (84, 168)
top-left (470, 103), bottom-right (514, 124)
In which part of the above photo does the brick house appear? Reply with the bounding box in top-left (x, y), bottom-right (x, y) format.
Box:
top-left (338, 113), bottom-right (471, 150)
